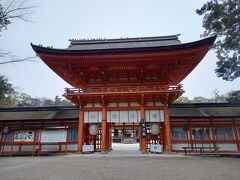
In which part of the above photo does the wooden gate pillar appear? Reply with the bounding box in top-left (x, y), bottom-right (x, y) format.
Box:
top-left (78, 106), bottom-right (84, 153)
top-left (164, 105), bottom-right (172, 152)
top-left (101, 105), bottom-right (108, 152)
top-left (140, 104), bottom-right (147, 152)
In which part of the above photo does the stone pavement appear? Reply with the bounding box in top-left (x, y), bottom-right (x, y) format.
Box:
top-left (1, 144), bottom-right (240, 180)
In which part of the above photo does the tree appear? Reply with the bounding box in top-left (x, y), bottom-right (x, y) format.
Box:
top-left (0, 75), bottom-right (14, 106)
top-left (226, 90), bottom-right (240, 103)
top-left (0, 75), bottom-right (13, 100)
top-left (174, 96), bottom-right (192, 103)
top-left (0, 0), bottom-right (36, 64)
top-left (196, 0), bottom-right (240, 81)
top-left (192, 96), bottom-right (209, 103)
top-left (0, 0), bottom-right (35, 34)
top-left (209, 89), bottom-right (227, 103)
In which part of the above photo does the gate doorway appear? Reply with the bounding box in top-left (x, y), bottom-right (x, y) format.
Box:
top-left (110, 122), bottom-right (164, 152)
top-left (112, 122), bottom-right (139, 144)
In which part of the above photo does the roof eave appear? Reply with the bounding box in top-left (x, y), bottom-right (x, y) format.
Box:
top-left (31, 36), bottom-right (217, 55)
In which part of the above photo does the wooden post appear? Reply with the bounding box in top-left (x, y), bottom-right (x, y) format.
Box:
top-left (210, 120), bottom-right (217, 153)
top-left (101, 105), bottom-right (107, 152)
top-left (140, 104), bottom-right (147, 152)
top-left (0, 130), bottom-right (4, 155)
top-left (109, 125), bottom-right (112, 150)
top-left (108, 123), bottom-right (112, 150)
top-left (232, 119), bottom-right (240, 152)
top-left (164, 105), bottom-right (172, 153)
top-left (78, 106), bottom-right (84, 153)
top-left (188, 120), bottom-right (193, 151)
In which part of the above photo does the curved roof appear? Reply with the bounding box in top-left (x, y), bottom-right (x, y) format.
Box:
top-left (31, 35), bottom-right (216, 54)
top-left (31, 35), bottom-right (216, 88)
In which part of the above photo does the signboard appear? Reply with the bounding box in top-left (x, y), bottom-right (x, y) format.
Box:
top-left (140, 120), bottom-right (147, 137)
top-left (14, 130), bottom-right (35, 142)
top-left (41, 130), bottom-right (67, 143)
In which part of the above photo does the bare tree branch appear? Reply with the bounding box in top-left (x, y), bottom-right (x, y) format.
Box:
top-left (0, 56), bottom-right (36, 65)
top-left (0, 50), bottom-right (36, 65)
top-left (0, 0), bottom-right (37, 33)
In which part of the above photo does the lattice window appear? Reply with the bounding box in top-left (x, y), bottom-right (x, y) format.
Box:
top-left (172, 128), bottom-right (186, 140)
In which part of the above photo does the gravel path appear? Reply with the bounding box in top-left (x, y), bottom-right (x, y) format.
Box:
top-left (0, 153), bottom-right (240, 180)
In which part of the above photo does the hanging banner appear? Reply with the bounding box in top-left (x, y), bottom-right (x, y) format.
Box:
top-left (14, 130), bottom-right (35, 142)
top-left (140, 120), bottom-right (147, 137)
top-left (41, 130), bottom-right (67, 142)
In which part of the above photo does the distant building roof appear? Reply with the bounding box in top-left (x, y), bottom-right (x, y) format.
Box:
top-left (0, 106), bottom-right (79, 121)
top-left (169, 103), bottom-right (240, 118)
top-left (0, 103), bottom-right (239, 121)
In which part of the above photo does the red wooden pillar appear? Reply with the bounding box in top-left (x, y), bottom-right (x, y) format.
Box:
top-left (164, 105), bottom-right (172, 153)
top-left (107, 123), bottom-right (112, 150)
top-left (85, 123), bottom-right (89, 145)
top-left (232, 119), bottom-right (240, 152)
top-left (140, 104), bottom-right (147, 152)
top-left (101, 105), bottom-right (107, 152)
top-left (188, 120), bottom-right (193, 150)
top-left (210, 120), bottom-right (217, 152)
top-left (78, 106), bottom-right (84, 153)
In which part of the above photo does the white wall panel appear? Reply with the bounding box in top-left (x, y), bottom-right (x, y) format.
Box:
top-left (150, 110), bottom-right (160, 122)
top-left (145, 110), bottom-right (164, 122)
top-left (130, 102), bottom-right (139, 106)
top-left (85, 103), bottom-right (92, 108)
top-left (160, 110), bottom-right (164, 122)
top-left (84, 112), bottom-right (89, 123)
top-left (155, 102), bottom-right (162, 106)
top-left (110, 111), bottom-right (120, 123)
top-left (89, 111), bottom-right (98, 123)
top-left (108, 103), bottom-right (117, 107)
top-left (119, 111), bottom-right (128, 123)
top-left (119, 102), bottom-right (128, 107)
top-left (145, 110), bottom-right (150, 122)
top-left (21, 145), bottom-right (33, 151)
top-left (84, 111), bottom-right (102, 123)
top-left (217, 143), bottom-right (238, 151)
top-left (94, 103), bottom-right (101, 107)
top-left (146, 102), bottom-right (154, 106)
top-left (107, 111), bottom-right (110, 122)
top-left (108, 110), bottom-right (140, 123)
top-left (98, 111), bottom-right (102, 122)
top-left (129, 110), bottom-right (139, 123)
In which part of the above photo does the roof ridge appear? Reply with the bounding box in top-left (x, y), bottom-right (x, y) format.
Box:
top-left (69, 34), bottom-right (181, 45)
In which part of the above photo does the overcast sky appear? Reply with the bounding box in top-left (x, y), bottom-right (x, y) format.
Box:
top-left (0, 0), bottom-right (239, 100)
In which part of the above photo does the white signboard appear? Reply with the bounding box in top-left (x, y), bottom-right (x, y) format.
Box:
top-left (14, 130), bottom-right (35, 142)
top-left (41, 130), bottom-right (67, 142)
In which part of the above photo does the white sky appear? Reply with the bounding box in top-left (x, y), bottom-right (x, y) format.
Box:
top-left (0, 0), bottom-right (239, 99)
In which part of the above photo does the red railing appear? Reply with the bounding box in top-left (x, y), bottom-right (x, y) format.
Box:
top-left (64, 84), bottom-right (183, 95)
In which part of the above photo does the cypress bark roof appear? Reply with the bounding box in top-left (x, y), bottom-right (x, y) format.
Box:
top-left (0, 103), bottom-right (239, 121)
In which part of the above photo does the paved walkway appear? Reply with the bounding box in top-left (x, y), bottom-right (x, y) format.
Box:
top-left (1, 152), bottom-right (240, 180)
top-left (67, 143), bottom-right (184, 158)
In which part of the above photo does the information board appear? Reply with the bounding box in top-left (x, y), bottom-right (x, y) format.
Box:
top-left (14, 130), bottom-right (35, 142)
top-left (41, 130), bottom-right (67, 142)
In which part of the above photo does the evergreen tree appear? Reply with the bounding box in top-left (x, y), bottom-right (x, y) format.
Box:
top-left (197, 0), bottom-right (240, 81)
